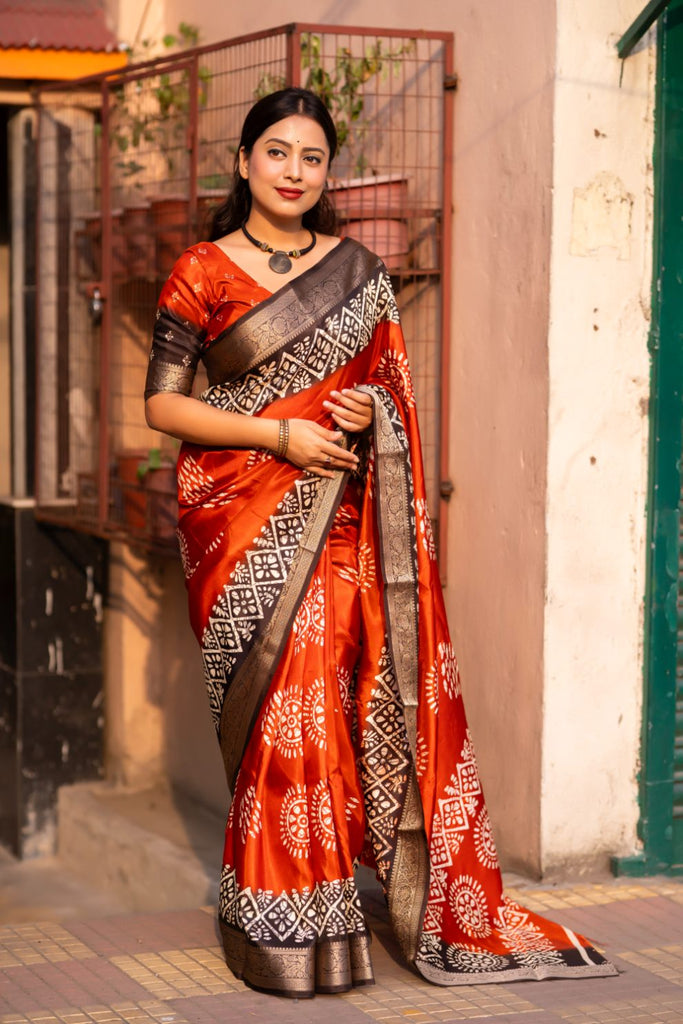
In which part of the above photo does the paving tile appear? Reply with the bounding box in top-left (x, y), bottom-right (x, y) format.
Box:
top-left (504, 954), bottom-right (676, 1012)
top-left (505, 878), bottom-right (683, 914)
top-left (2, 875), bottom-right (683, 1024)
top-left (0, 926), bottom-right (94, 968)
top-left (554, 991), bottom-right (683, 1023)
top-left (109, 950), bottom-right (241, 1001)
top-left (0, 962), bottom-right (153, 1015)
top-left (169, 990), bottom-right (371, 1022)
top-left (540, 897), bottom-right (683, 954)
top-left (63, 915), bottom-right (218, 960)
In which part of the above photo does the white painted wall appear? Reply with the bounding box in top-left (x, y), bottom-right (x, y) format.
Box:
top-left (541, 2), bottom-right (654, 871)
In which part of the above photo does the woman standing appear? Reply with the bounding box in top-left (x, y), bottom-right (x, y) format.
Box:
top-left (145, 88), bottom-right (616, 998)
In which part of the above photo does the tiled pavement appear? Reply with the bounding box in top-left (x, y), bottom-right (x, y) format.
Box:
top-left (1, 875), bottom-right (683, 1024)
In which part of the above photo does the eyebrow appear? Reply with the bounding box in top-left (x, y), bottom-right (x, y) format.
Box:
top-left (264, 136), bottom-right (327, 154)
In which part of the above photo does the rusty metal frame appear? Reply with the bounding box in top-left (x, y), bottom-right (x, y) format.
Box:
top-left (37, 24), bottom-right (454, 96)
top-left (438, 34), bottom-right (455, 582)
top-left (98, 77), bottom-right (112, 528)
top-left (33, 23), bottom-right (455, 567)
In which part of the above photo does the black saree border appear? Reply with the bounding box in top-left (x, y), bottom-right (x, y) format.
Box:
top-left (416, 941), bottom-right (619, 986)
top-left (359, 384), bottom-right (430, 967)
top-left (218, 463), bottom-right (351, 792)
top-left (203, 238), bottom-right (380, 387)
top-left (220, 919), bottom-right (375, 998)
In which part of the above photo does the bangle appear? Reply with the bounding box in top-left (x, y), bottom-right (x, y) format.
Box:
top-left (276, 418), bottom-right (289, 458)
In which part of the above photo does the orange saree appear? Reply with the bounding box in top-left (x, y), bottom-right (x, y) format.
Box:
top-left (145, 238), bottom-right (617, 998)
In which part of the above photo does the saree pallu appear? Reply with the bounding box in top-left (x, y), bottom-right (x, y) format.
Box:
top-left (160, 238), bottom-right (616, 997)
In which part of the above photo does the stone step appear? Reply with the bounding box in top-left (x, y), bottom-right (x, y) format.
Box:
top-left (57, 781), bottom-right (224, 912)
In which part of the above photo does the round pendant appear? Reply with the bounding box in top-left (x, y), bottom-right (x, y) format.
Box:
top-left (268, 251), bottom-right (292, 274)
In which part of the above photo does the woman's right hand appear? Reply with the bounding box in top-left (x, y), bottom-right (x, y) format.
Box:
top-left (285, 419), bottom-right (359, 479)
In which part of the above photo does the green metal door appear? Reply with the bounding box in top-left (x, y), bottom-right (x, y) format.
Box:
top-left (615, 0), bottom-right (683, 876)
top-left (655, 0), bottom-right (683, 871)
top-left (676, 485), bottom-right (683, 855)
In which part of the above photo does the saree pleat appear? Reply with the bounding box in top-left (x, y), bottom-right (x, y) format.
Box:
top-left (147, 238), bottom-right (617, 998)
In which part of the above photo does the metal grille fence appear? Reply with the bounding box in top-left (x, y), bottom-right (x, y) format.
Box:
top-left (34, 23), bottom-right (454, 555)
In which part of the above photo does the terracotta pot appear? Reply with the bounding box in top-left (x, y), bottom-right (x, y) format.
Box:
top-left (122, 202), bottom-right (153, 277)
top-left (344, 219), bottom-right (409, 272)
top-left (328, 174), bottom-right (409, 221)
top-left (144, 465), bottom-right (178, 542)
top-left (112, 449), bottom-right (148, 533)
top-left (150, 195), bottom-right (190, 277)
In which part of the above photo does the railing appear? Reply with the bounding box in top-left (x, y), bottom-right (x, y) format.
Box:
top-left (33, 23), bottom-right (454, 557)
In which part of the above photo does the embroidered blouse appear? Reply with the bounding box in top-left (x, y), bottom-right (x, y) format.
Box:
top-left (144, 242), bottom-right (269, 400)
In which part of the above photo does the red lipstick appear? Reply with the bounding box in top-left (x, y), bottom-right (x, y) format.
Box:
top-left (276, 188), bottom-right (304, 199)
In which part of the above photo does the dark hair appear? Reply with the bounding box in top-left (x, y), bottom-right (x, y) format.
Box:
top-left (209, 88), bottom-right (338, 240)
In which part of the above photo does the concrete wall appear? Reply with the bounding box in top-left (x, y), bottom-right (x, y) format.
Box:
top-left (105, 544), bottom-right (226, 811)
top-left (541, 3), bottom-right (654, 873)
top-left (102, 0), bottom-right (655, 874)
top-left (439, 3), bottom-right (555, 876)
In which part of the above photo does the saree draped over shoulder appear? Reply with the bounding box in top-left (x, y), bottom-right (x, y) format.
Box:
top-left (146, 238), bottom-right (617, 998)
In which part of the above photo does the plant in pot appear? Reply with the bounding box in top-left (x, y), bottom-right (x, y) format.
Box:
top-left (107, 23), bottom-right (212, 277)
top-left (256, 34), bottom-right (415, 270)
top-left (136, 447), bottom-right (178, 543)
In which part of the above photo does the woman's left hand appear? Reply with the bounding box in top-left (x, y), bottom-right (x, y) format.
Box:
top-left (322, 388), bottom-right (374, 433)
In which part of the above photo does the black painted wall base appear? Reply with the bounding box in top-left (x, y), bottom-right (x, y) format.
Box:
top-left (0, 500), bottom-right (107, 858)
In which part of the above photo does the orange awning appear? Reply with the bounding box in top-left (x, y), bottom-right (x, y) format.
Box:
top-left (0, 47), bottom-right (126, 80)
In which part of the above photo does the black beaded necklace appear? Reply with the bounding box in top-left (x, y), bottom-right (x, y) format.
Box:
top-left (241, 221), bottom-right (317, 274)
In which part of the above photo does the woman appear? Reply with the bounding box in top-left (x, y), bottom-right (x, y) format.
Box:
top-left (145, 88), bottom-right (616, 998)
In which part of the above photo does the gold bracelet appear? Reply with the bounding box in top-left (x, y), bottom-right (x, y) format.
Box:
top-left (277, 418), bottom-right (289, 458)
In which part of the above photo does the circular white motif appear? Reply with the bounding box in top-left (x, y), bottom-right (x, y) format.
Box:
top-left (261, 690), bottom-right (282, 746)
top-left (377, 349), bottom-right (416, 408)
top-left (416, 498), bottom-right (437, 561)
top-left (439, 642), bottom-right (461, 700)
top-left (261, 687), bottom-right (304, 758)
top-left (415, 731), bottom-right (429, 778)
top-left (292, 576), bottom-right (326, 653)
top-left (226, 799), bottom-right (236, 829)
top-left (424, 662), bottom-right (439, 714)
top-left (238, 784), bottom-right (263, 843)
top-left (357, 543), bottom-right (376, 591)
top-left (474, 806), bottom-right (498, 870)
top-left (310, 780), bottom-right (337, 850)
top-left (332, 503), bottom-right (355, 527)
top-left (177, 528), bottom-right (198, 580)
top-left (344, 795), bottom-right (361, 821)
top-left (280, 784), bottom-right (310, 858)
top-left (177, 454), bottom-right (214, 504)
top-left (445, 944), bottom-right (506, 973)
top-left (336, 665), bottom-right (353, 714)
top-left (448, 876), bottom-right (491, 938)
top-left (303, 678), bottom-right (327, 750)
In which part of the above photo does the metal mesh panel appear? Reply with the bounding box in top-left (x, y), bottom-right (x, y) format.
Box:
top-left (36, 98), bottom-right (101, 523)
top-left (34, 24), bottom-right (452, 553)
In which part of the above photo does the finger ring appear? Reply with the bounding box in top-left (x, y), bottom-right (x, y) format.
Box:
top-left (325, 455), bottom-right (332, 464)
